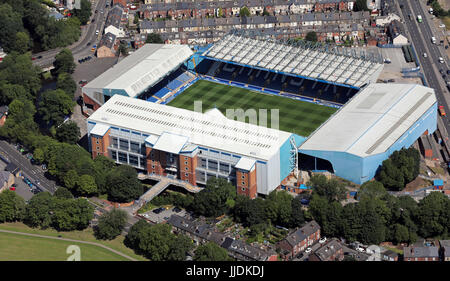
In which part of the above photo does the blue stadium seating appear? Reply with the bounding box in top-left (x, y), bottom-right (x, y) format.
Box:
top-left (154, 87), bottom-right (171, 99)
top-left (147, 97), bottom-right (159, 103)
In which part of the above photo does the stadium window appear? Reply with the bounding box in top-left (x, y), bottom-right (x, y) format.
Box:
top-left (241, 175), bottom-right (245, 179)
top-left (152, 165), bottom-right (155, 169)
top-left (185, 161), bottom-right (188, 165)
top-left (241, 187), bottom-right (246, 191)
top-left (96, 146), bottom-right (100, 151)
top-left (96, 139), bottom-right (99, 144)
top-left (184, 157), bottom-right (188, 160)
top-left (242, 181), bottom-right (245, 185)
top-left (185, 173), bottom-right (189, 178)
top-left (185, 167), bottom-right (189, 171)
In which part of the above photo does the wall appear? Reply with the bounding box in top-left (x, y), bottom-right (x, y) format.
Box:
top-left (299, 102), bottom-right (437, 184)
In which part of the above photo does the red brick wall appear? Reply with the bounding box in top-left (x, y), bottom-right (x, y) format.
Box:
top-left (179, 154), bottom-right (197, 186)
top-left (90, 130), bottom-right (111, 159)
top-left (236, 168), bottom-right (257, 199)
top-left (146, 147), bottom-right (167, 176)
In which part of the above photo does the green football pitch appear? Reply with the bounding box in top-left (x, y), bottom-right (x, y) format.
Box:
top-left (168, 80), bottom-right (337, 136)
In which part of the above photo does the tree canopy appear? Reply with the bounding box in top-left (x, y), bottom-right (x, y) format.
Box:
top-left (38, 89), bottom-right (75, 126)
top-left (55, 120), bottom-right (80, 144)
top-left (94, 209), bottom-right (128, 240)
top-left (194, 242), bottom-right (230, 261)
top-left (105, 165), bottom-right (144, 203)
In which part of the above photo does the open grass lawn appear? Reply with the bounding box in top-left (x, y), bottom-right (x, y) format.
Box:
top-left (0, 231), bottom-right (129, 261)
top-left (0, 222), bottom-right (148, 261)
top-left (443, 16), bottom-right (450, 29)
top-left (168, 80), bottom-right (337, 136)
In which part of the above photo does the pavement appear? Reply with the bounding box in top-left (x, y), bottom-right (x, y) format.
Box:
top-left (0, 140), bottom-right (57, 194)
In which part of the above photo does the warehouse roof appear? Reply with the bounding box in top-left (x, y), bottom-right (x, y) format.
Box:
top-left (84, 44), bottom-right (193, 98)
top-left (299, 83), bottom-right (437, 157)
top-left (88, 95), bottom-right (292, 160)
top-left (203, 32), bottom-right (383, 88)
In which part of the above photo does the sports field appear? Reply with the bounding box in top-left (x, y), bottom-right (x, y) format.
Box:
top-left (0, 231), bottom-right (129, 261)
top-left (168, 80), bottom-right (337, 136)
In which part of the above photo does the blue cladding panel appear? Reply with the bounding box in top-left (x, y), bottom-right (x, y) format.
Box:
top-left (279, 134), bottom-right (307, 182)
top-left (299, 103), bottom-right (437, 184)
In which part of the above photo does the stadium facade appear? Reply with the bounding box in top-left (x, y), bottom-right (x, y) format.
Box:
top-left (87, 94), bottom-right (305, 198)
top-left (299, 83), bottom-right (437, 184)
top-left (83, 36), bottom-right (437, 196)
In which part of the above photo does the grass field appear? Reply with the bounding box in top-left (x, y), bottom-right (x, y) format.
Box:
top-left (0, 231), bottom-right (129, 261)
top-left (168, 80), bottom-right (337, 136)
top-left (0, 222), bottom-right (148, 261)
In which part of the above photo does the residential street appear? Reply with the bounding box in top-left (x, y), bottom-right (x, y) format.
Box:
top-left (0, 140), bottom-right (57, 194)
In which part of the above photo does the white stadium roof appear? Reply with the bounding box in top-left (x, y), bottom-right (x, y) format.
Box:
top-left (203, 33), bottom-right (384, 88)
top-left (299, 83), bottom-right (437, 157)
top-left (84, 44), bottom-right (193, 98)
top-left (87, 95), bottom-right (292, 161)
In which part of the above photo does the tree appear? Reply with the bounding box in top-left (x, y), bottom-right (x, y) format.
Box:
top-left (23, 192), bottom-right (55, 228)
top-left (290, 196), bottom-right (305, 227)
top-left (0, 4), bottom-right (24, 52)
top-left (167, 234), bottom-right (194, 261)
top-left (376, 148), bottom-right (420, 191)
top-left (354, 0), bottom-right (370, 11)
top-left (393, 224), bottom-right (410, 244)
top-left (92, 155), bottom-right (116, 194)
top-left (415, 192), bottom-right (450, 238)
top-left (33, 147), bottom-right (44, 164)
top-left (0, 52), bottom-right (42, 95)
top-left (133, 13), bottom-right (139, 25)
top-left (13, 31), bottom-right (31, 54)
top-left (76, 174), bottom-right (98, 196)
top-left (192, 177), bottom-right (237, 217)
top-left (118, 41), bottom-right (129, 57)
top-left (52, 198), bottom-right (94, 231)
top-left (94, 209), bottom-right (128, 240)
top-left (194, 242), bottom-right (230, 261)
top-left (145, 33), bottom-right (163, 44)
top-left (54, 187), bottom-right (74, 199)
top-left (0, 83), bottom-right (30, 105)
top-left (239, 6), bottom-right (251, 17)
top-left (72, 0), bottom-right (92, 25)
top-left (55, 121), bottom-right (80, 144)
top-left (305, 31), bottom-right (318, 42)
top-left (63, 169), bottom-right (79, 190)
top-left (308, 174), bottom-right (346, 202)
top-left (53, 48), bottom-right (76, 75)
top-left (106, 165), bottom-right (144, 203)
top-left (125, 221), bottom-right (185, 261)
top-left (38, 89), bottom-right (75, 126)
top-left (262, 7), bottom-right (270, 16)
top-left (0, 190), bottom-right (25, 223)
top-left (359, 181), bottom-right (387, 200)
top-left (56, 72), bottom-right (77, 97)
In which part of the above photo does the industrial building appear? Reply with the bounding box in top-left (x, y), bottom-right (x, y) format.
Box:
top-left (299, 83), bottom-right (437, 184)
top-left (87, 94), bottom-right (304, 198)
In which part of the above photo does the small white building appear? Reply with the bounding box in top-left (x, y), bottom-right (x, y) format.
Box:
top-left (393, 34), bottom-right (408, 45)
top-left (105, 25), bottom-right (126, 38)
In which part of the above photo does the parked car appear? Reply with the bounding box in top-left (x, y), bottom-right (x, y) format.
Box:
top-left (319, 237), bottom-right (327, 244)
top-left (439, 57), bottom-right (444, 63)
top-left (9, 186), bottom-right (16, 191)
top-left (423, 52), bottom-right (427, 58)
top-left (305, 248), bottom-right (312, 254)
top-left (173, 207), bottom-right (182, 213)
top-left (356, 247), bottom-right (365, 252)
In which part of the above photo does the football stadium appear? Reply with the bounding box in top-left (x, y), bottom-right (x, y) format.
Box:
top-left (83, 30), bottom-right (437, 198)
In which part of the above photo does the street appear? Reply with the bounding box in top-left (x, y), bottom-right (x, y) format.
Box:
top-left (33, 0), bottom-right (110, 68)
top-left (0, 140), bottom-right (57, 194)
top-left (395, 0), bottom-right (450, 135)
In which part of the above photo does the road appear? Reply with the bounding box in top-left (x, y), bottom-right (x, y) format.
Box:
top-left (394, 0), bottom-right (450, 134)
top-left (0, 140), bottom-right (57, 194)
top-left (33, 0), bottom-right (110, 68)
